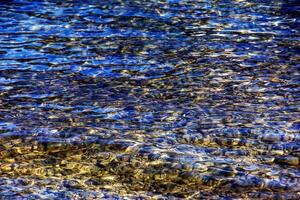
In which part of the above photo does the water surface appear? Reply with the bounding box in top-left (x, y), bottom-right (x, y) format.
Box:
top-left (0, 0), bottom-right (300, 199)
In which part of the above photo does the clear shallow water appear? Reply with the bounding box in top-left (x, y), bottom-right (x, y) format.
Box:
top-left (0, 0), bottom-right (299, 199)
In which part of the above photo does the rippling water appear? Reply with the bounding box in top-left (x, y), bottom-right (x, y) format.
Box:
top-left (0, 0), bottom-right (300, 199)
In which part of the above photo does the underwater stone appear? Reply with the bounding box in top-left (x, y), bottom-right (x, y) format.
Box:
top-left (274, 156), bottom-right (299, 166)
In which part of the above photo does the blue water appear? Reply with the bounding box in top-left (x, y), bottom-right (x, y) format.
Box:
top-left (0, 0), bottom-right (299, 199)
